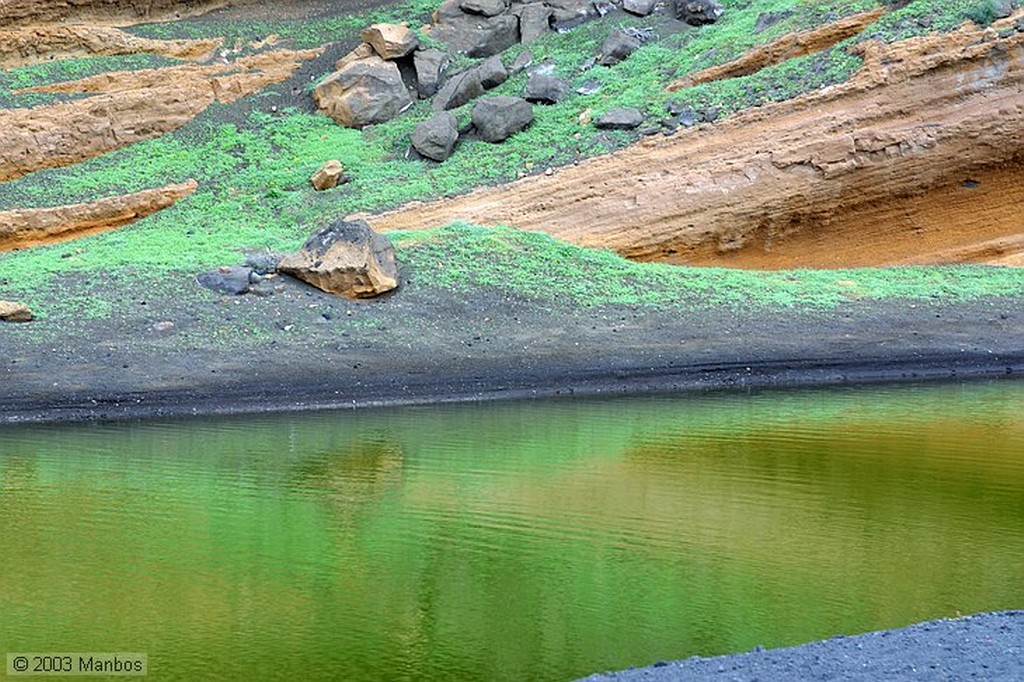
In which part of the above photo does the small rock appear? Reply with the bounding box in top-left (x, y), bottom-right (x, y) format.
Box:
top-left (278, 219), bottom-right (399, 299)
top-left (411, 111), bottom-right (460, 161)
top-left (244, 251), bottom-right (283, 275)
top-left (476, 54), bottom-right (508, 89)
top-left (599, 30), bottom-right (642, 66)
top-left (311, 159), bottom-right (346, 191)
top-left (197, 266), bottom-right (253, 295)
top-left (754, 10), bottom-right (793, 34)
top-left (673, 0), bottom-right (724, 25)
top-left (152, 321), bottom-right (175, 332)
top-left (0, 300), bottom-right (33, 323)
top-left (472, 96), bottom-right (534, 142)
top-left (622, 0), bottom-right (656, 16)
top-left (594, 107), bottom-right (644, 130)
top-left (524, 73), bottom-right (568, 104)
top-left (509, 51), bottom-right (534, 75)
top-left (576, 79), bottom-right (602, 95)
top-left (360, 23), bottom-right (419, 60)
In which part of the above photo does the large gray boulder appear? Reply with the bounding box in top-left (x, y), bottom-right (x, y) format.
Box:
top-left (432, 13), bottom-right (520, 57)
top-left (411, 112), bottom-right (460, 161)
top-left (524, 73), bottom-right (567, 104)
top-left (599, 30), bottom-right (641, 65)
top-left (517, 3), bottom-right (553, 42)
top-left (673, 0), bottom-right (724, 25)
top-left (622, 0), bottom-right (656, 16)
top-left (279, 219), bottom-right (399, 299)
top-left (472, 96), bottom-right (533, 142)
top-left (459, 0), bottom-right (508, 16)
top-left (432, 68), bottom-right (485, 110)
top-left (314, 56), bottom-right (413, 127)
top-left (414, 48), bottom-right (450, 98)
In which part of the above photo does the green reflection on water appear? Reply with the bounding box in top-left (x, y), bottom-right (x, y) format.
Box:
top-left (2, 381), bottom-right (1023, 680)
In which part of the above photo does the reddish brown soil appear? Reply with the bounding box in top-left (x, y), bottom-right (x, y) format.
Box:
top-left (368, 13), bottom-right (1024, 269)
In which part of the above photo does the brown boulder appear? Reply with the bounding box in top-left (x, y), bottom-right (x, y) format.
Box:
top-left (360, 23), bottom-right (419, 60)
top-left (314, 56), bottom-right (413, 128)
top-left (278, 219), bottom-right (399, 299)
top-left (0, 301), bottom-right (33, 323)
top-left (311, 160), bottom-right (346, 191)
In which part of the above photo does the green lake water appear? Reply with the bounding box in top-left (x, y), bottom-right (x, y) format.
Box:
top-left (2, 381), bottom-right (1024, 680)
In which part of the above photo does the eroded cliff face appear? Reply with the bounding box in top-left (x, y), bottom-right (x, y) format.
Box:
top-left (370, 13), bottom-right (1024, 269)
top-left (0, 0), bottom-right (238, 27)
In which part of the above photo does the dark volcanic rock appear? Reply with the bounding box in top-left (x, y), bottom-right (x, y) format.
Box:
top-left (622, 0), bottom-right (657, 16)
top-left (517, 3), bottom-right (553, 43)
top-left (673, 0), bottom-right (724, 25)
top-left (524, 73), bottom-right (568, 104)
top-left (198, 266), bottom-right (253, 296)
top-left (278, 219), bottom-right (399, 299)
top-left (433, 14), bottom-right (520, 57)
top-left (595, 107), bottom-right (644, 130)
top-left (432, 68), bottom-right (485, 110)
top-left (476, 54), bottom-right (508, 89)
top-left (414, 48), bottom-right (450, 98)
top-left (754, 9), bottom-right (793, 33)
top-left (459, 0), bottom-right (508, 16)
top-left (411, 111), bottom-right (460, 161)
top-left (510, 50), bottom-right (534, 75)
top-left (472, 96), bottom-right (533, 142)
top-left (548, 0), bottom-right (597, 30)
top-left (599, 30), bottom-right (642, 65)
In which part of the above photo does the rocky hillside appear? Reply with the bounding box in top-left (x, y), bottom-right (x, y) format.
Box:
top-left (0, 0), bottom-right (1021, 272)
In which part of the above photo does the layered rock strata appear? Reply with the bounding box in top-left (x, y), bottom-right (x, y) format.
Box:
top-left (368, 15), bottom-right (1024, 268)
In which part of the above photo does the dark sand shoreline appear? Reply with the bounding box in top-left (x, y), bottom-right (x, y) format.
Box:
top-left (580, 610), bottom-right (1024, 681)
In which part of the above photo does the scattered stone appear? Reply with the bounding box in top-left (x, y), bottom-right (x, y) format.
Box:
top-left (476, 54), bottom-right (508, 89)
top-left (673, 0), bottom-right (724, 25)
top-left (510, 51), bottom-right (534, 75)
top-left (578, 108), bottom-right (592, 125)
top-left (432, 68), bottom-right (485, 110)
top-left (599, 30), bottom-right (642, 66)
top-left (595, 107), bottom-right (644, 129)
top-left (700, 105), bottom-right (721, 122)
top-left (414, 48), bottom-right (450, 98)
top-left (576, 79), bottom-right (602, 95)
top-left (676, 109), bottom-right (699, 127)
top-left (314, 56), bottom-right (413, 128)
top-left (754, 10), bottom-right (793, 34)
top-left (244, 252), bottom-right (283, 275)
top-left (472, 96), bottom-right (534, 142)
top-left (411, 111), bottom-right (460, 161)
top-left (460, 0), bottom-right (508, 17)
top-left (360, 23), bottom-right (419, 60)
top-left (594, 0), bottom-right (617, 17)
top-left (278, 219), bottom-right (399, 299)
top-left (152, 321), bottom-right (174, 332)
top-left (518, 3), bottom-right (553, 43)
top-left (0, 300), bottom-right (32, 323)
top-left (197, 266), bottom-right (253, 295)
top-left (310, 160), bottom-right (346, 191)
top-left (524, 73), bottom-right (568, 104)
top-left (623, 0), bottom-right (657, 17)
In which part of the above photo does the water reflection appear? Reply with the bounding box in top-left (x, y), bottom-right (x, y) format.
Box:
top-left (1, 381), bottom-right (1023, 680)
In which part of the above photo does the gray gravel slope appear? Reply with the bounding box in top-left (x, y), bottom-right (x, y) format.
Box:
top-left (580, 611), bottom-right (1024, 681)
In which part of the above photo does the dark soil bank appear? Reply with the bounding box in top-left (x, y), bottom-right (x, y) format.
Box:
top-left (580, 611), bottom-right (1024, 681)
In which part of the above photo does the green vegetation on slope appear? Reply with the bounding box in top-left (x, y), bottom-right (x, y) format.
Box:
top-left (1, 0), bottom-right (1020, 314)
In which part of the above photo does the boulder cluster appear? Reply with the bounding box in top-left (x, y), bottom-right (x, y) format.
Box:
top-left (312, 0), bottom-right (726, 162)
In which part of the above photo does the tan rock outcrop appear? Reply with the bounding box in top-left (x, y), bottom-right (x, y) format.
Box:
top-left (367, 14), bottom-right (1024, 269)
top-left (0, 301), bottom-right (34, 323)
top-left (0, 25), bottom-right (221, 69)
top-left (0, 0), bottom-right (237, 28)
top-left (360, 23), bottom-right (420, 60)
top-left (0, 48), bottom-right (322, 182)
top-left (0, 181), bottom-right (198, 252)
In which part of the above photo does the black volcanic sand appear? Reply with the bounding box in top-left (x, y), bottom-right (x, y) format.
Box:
top-left (2, 264), bottom-right (1023, 423)
top-left (580, 611), bottom-right (1024, 681)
